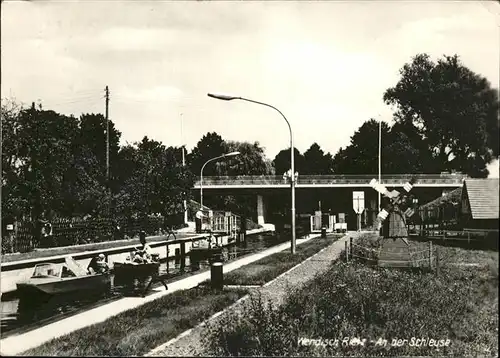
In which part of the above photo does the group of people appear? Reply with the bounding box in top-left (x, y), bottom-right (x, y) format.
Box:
top-left (87, 230), bottom-right (155, 273)
top-left (130, 231), bottom-right (154, 263)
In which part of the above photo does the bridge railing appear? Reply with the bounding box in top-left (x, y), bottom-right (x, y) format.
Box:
top-left (195, 174), bottom-right (467, 186)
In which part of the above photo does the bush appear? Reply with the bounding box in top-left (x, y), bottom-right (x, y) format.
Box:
top-left (202, 292), bottom-right (302, 357)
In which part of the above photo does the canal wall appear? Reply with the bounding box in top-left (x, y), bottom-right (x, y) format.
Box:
top-left (0, 228), bottom-right (269, 295)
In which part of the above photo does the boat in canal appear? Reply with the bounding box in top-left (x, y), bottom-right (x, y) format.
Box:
top-left (112, 261), bottom-right (160, 277)
top-left (112, 251), bottom-right (161, 278)
top-left (190, 235), bottom-right (228, 264)
top-left (16, 257), bottom-right (111, 297)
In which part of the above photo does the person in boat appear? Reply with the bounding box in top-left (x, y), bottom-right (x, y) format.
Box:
top-left (87, 253), bottom-right (109, 274)
top-left (132, 231), bottom-right (153, 263)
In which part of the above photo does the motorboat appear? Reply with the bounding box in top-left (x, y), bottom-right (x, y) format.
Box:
top-left (16, 257), bottom-right (111, 297)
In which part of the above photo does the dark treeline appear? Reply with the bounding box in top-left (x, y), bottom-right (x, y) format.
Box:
top-left (2, 53), bottom-right (498, 224)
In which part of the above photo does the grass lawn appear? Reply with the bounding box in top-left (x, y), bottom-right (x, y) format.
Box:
top-left (204, 244), bottom-right (499, 357)
top-left (1, 233), bottom-right (193, 264)
top-left (23, 286), bottom-right (248, 356)
top-left (222, 235), bottom-right (340, 286)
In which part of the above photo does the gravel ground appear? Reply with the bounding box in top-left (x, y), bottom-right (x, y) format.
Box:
top-left (147, 231), bottom-right (364, 357)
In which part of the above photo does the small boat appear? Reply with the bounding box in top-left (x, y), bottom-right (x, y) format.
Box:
top-left (112, 261), bottom-right (160, 277)
top-left (16, 257), bottom-right (111, 297)
top-left (191, 237), bottom-right (228, 264)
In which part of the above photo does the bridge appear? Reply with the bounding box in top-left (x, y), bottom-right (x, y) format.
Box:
top-left (193, 174), bottom-right (466, 227)
top-left (194, 174), bottom-right (466, 189)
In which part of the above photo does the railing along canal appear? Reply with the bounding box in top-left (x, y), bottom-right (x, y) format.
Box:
top-left (194, 174), bottom-right (467, 187)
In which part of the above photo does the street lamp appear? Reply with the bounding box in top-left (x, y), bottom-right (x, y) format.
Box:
top-left (200, 151), bottom-right (240, 210)
top-left (207, 92), bottom-right (297, 254)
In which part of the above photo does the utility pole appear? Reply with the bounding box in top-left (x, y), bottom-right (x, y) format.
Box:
top-left (378, 115), bottom-right (382, 230)
top-left (181, 113), bottom-right (188, 224)
top-left (105, 86), bottom-right (110, 182)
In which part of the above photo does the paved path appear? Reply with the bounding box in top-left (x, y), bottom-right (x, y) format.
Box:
top-left (0, 231), bottom-right (313, 356)
top-left (147, 231), bottom-right (363, 357)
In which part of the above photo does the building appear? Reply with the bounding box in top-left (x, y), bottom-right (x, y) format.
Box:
top-left (460, 178), bottom-right (499, 231)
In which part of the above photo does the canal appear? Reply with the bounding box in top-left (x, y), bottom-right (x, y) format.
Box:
top-left (0, 232), bottom-right (287, 337)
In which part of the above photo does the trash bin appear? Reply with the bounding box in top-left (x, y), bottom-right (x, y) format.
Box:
top-left (321, 226), bottom-right (327, 238)
top-left (211, 262), bottom-right (223, 290)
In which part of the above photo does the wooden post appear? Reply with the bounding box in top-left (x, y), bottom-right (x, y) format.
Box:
top-left (174, 247), bottom-right (180, 268)
top-left (349, 237), bottom-right (353, 257)
top-left (429, 241), bottom-right (433, 270)
top-left (166, 243), bottom-right (169, 273)
top-left (345, 241), bottom-right (349, 262)
top-left (180, 242), bottom-right (186, 271)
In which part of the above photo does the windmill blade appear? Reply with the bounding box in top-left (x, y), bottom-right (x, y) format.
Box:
top-left (403, 182), bottom-right (413, 193)
top-left (404, 207), bottom-right (415, 218)
top-left (386, 190), bottom-right (401, 199)
top-left (403, 177), bottom-right (417, 193)
top-left (377, 209), bottom-right (389, 222)
top-left (370, 179), bottom-right (390, 196)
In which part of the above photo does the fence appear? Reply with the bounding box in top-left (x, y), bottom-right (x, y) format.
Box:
top-left (195, 173), bottom-right (466, 186)
top-left (344, 237), bottom-right (437, 269)
top-left (1, 214), bottom-right (184, 255)
top-left (210, 211), bottom-right (261, 236)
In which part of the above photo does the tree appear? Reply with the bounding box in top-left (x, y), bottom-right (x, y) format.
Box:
top-left (331, 119), bottom-right (430, 174)
top-left (1, 98), bottom-right (28, 220)
top-left (303, 143), bottom-right (334, 174)
top-left (78, 113), bottom-right (121, 187)
top-left (384, 53), bottom-right (500, 177)
top-left (220, 140), bottom-right (274, 176)
top-left (113, 137), bottom-right (193, 219)
top-left (332, 120), bottom-right (390, 174)
top-left (9, 104), bottom-right (82, 220)
top-left (272, 147), bottom-right (306, 176)
top-left (188, 132), bottom-right (226, 176)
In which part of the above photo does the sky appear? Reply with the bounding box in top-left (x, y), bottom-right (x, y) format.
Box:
top-left (1, 0), bottom-right (499, 176)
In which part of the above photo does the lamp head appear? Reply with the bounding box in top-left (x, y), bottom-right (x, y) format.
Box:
top-left (224, 151), bottom-right (240, 157)
top-left (207, 92), bottom-right (240, 101)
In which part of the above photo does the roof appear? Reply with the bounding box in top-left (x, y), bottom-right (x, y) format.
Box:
top-left (463, 179), bottom-right (499, 220)
top-left (188, 199), bottom-right (212, 212)
top-left (421, 187), bottom-right (462, 209)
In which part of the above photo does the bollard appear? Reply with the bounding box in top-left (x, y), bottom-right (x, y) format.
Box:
top-left (345, 241), bottom-right (349, 262)
top-left (349, 237), bottom-right (353, 256)
top-left (211, 262), bottom-right (224, 290)
top-left (321, 227), bottom-right (327, 238)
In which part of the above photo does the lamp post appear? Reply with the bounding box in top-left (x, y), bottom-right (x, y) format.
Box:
top-left (207, 92), bottom-right (296, 254)
top-left (200, 151), bottom-right (240, 210)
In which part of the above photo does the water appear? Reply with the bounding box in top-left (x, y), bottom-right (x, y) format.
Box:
top-left (0, 233), bottom-right (287, 336)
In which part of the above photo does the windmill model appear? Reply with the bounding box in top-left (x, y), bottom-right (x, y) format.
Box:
top-left (369, 177), bottom-right (419, 246)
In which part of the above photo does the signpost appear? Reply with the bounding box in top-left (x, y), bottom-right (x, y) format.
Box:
top-left (353, 191), bottom-right (365, 231)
